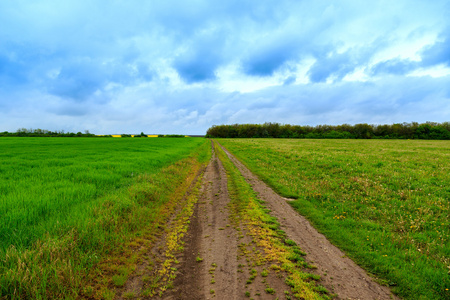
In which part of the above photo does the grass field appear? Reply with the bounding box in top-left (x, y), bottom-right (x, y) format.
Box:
top-left (0, 137), bottom-right (210, 299)
top-left (219, 139), bottom-right (450, 300)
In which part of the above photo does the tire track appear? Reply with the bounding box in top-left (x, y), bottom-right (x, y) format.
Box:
top-left (168, 142), bottom-right (240, 299)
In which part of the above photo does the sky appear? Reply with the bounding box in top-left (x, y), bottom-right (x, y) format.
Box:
top-left (1, 0), bottom-right (449, 135)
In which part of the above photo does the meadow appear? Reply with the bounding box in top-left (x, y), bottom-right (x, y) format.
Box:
top-left (219, 139), bottom-right (449, 300)
top-left (0, 137), bottom-right (210, 299)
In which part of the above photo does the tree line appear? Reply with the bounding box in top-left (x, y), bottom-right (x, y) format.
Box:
top-left (0, 129), bottom-right (186, 138)
top-left (206, 122), bottom-right (450, 140)
top-left (0, 128), bottom-right (100, 137)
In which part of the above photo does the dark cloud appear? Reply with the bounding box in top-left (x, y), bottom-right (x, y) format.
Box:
top-left (172, 27), bottom-right (229, 83)
top-left (173, 51), bottom-right (221, 83)
top-left (242, 44), bottom-right (297, 76)
top-left (420, 30), bottom-right (450, 67)
top-left (240, 29), bottom-right (301, 77)
top-left (46, 60), bottom-right (104, 101)
top-left (370, 58), bottom-right (419, 75)
top-left (46, 57), bottom-right (154, 101)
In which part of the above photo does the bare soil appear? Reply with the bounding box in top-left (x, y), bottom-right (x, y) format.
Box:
top-left (120, 141), bottom-right (398, 299)
top-left (168, 142), bottom-right (241, 299)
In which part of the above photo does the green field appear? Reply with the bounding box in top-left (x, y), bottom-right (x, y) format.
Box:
top-left (0, 137), bottom-right (210, 299)
top-left (219, 139), bottom-right (450, 300)
top-left (2, 137), bottom-right (449, 299)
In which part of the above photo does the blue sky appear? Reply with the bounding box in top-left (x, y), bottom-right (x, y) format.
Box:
top-left (1, 1), bottom-right (449, 134)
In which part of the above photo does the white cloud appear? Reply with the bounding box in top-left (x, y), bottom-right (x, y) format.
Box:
top-left (0, 0), bottom-right (449, 134)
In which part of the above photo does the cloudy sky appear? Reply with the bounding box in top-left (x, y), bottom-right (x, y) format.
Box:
top-left (1, 1), bottom-right (449, 134)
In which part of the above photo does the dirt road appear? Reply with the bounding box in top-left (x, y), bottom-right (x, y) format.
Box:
top-left (121, 141), bottom-right (398, 299)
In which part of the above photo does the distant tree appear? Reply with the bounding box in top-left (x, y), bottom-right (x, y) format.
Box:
top-left (205, 122), bottom-right (450, 140)
top-left (0, 128), bottom-right (104, 137)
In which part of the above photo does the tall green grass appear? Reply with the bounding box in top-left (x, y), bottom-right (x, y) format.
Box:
top-left (219, 139), bottom-right (449, 300)
top-left (0, 137), bottom-right (210, 299)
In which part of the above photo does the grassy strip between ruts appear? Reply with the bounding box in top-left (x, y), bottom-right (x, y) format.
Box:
top-left (0, 139), bottom-right (210, 299)
top-left (218, 138), bottom-right (450, 300)
top-left (215, 141), bottom-right (331, 300)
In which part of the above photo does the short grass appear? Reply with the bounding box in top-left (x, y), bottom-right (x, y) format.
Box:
top-left (219, 138), bottom-right (450, 300)
top-left (0, 137), bottom-right (210, 299)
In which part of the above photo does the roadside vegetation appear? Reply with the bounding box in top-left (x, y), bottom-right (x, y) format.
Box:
top-left (219, 138), bottom-right (450, 300)
top-left (0, 137), bottom-right (210, 299)
top-left (207, 122), bottom-right (450, 139)
top-left (216, 142), bottom-right (331, 299)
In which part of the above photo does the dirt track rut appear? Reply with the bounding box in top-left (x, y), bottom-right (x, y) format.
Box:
top-left (162, 141), bottom-right (397, 299)
top-left (170, 142), bottom-right (240, 299)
